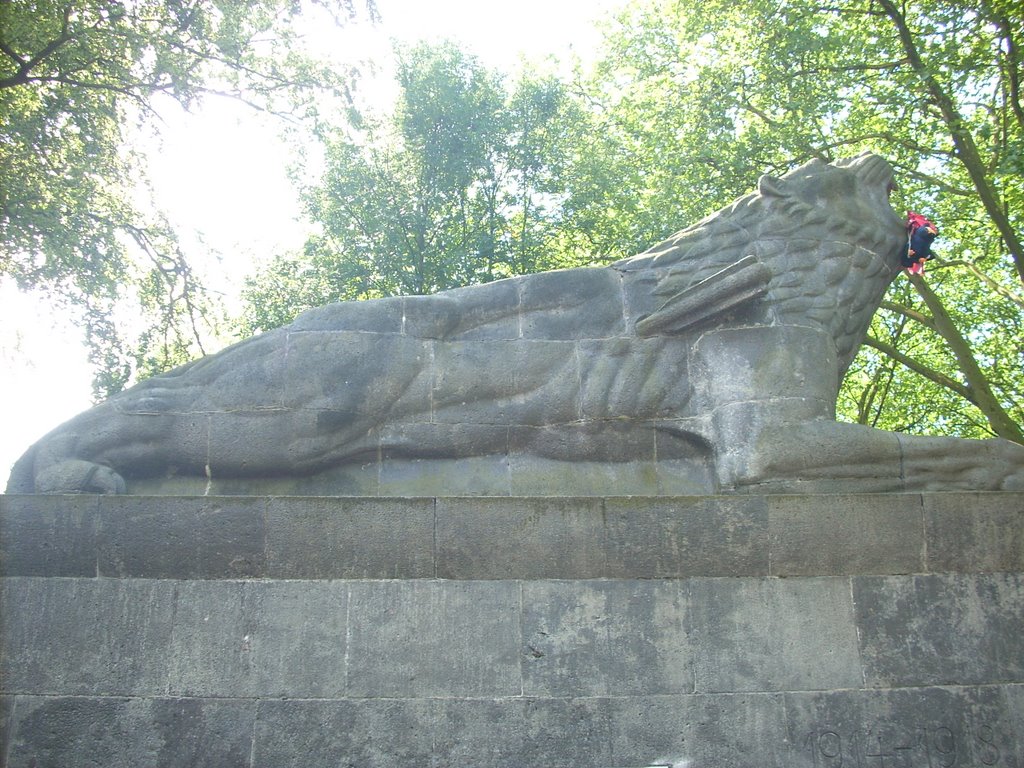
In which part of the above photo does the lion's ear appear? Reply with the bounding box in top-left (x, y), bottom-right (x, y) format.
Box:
top-left (758, 174), bottom-right (786, 198)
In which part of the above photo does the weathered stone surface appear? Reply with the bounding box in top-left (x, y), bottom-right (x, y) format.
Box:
top-left (1, 578), bottom-right (177, 696)
top-left (3, 696), bottom-right (152, 768)
top-left (2, 488), bottom-right (1023, 767)
top-left (604, 495), bottom-right (769, 578)
top-left (522, 580), bottom-right (693, 697)
top-left (265, 496), bottom-right (435, 579)
top-left (854, 573), bottom-right (1024, 688)
top-left (783, 685), bottom-right (1024, 768)
top-left (1, 696), bottom-right (257, 768)
top-left (924, 491), bottom-right (1024, 573)
top-left (98, 495), bottom-right (265, 579)
top-left (165, 580), bottom-right (348, 698)
top-left (4, 688), bottom-right (1021, 768)
top-left (768, 493), bottom-right (924, 576)
top-left (345, 580), bottom-right (522, 698)
top-left (435, 496), bottom-right (607, 579)
top-left (253, 698), bottom-right (436, 768)
top-left (688, 576), bottom-right (863, 693)
top-left (0, 494), bottom-right (100, 576)
top-left (5, 492), bottom-right (1024, 580)
top-left (606, 693), bottom-right (792, 767)
top-left (11, 154), bottom-right (1024, 496)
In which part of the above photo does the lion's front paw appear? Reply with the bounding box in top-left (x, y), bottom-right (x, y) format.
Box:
top-left (1000, 466), bottom-right (1024, 492)
top-left (34, 460), bottom-right (127, 494)
top-left (987, 439), bottom-right (1024, 491)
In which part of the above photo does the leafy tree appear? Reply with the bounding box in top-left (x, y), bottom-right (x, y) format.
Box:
top-left (567, 0), bottom-right (1024, 442)
top-left (0, 0), bottom-right (372, 396)
top-left (239, 42), bottom-right (588, 333)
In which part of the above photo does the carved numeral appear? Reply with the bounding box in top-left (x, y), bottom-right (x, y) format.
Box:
top-left (805, 731), bottom-right (846, 767)
top-left (973, 724), bottom-right (1001, 766)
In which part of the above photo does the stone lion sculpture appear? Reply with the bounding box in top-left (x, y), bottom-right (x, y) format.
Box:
top-left (7, 153), bottom-right (1024, 495)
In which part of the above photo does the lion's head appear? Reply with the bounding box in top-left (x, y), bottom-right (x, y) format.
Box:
top-left (616, 153), bottom-right (907, 373)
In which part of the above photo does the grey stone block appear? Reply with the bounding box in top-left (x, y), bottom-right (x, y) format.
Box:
top-left (1006, 684), bottom-right (1024, 752)
top-left (854, 573), bottom-right (1024, 687)
top-left (253, 699), bottom-right (435, 768)
top-left (429, 698), bottom-right (533, 766)
top-left (519, 267), bottom-right (625, 339)
top-left (148, 697), bottom-right (257, 768)
top-left (604, 496), bottom-right (769, 578)
top-left (768, 493), bottom-right (924, 576)
top-left (0, 694), bottom-right (12, 761)
top-left (606, 693), bottom-right (791, 768)
top-left (521, 580), bottom-right (693, 697)
top-left (690, 325), bottom-right (839, 406)
top-left (189, 331), bottom-right (288, 411)
top-left (345, 580), bottom-right (521, 697)
top-left (688, 576), bottom-right (862, 693)
top-left (381, 422), bottom-right (510, 459)
top-left (1, 577), bottom-right (175, 696)
top-left (433, 697), bottom-right (614, 767)
top-left (378, 454), bottom-right (511, 496)
top-left (436, 497), bottom-right (606, 579)
top-left (282, 331), bottom-right (431, 422)
top-left (654, 417), bottom-right (714, 459)
top-left (2, 696), bottom-right (145, 768)
top-left (516, 697), bottom-right (614, 767)
top-left (925, 492), bottom-right (1024, 573)
top-left (578, 337), bottom-right (691, 420)
top-left (0, 494), bottom-right (100, 576)
top-left (430, 339), bottom-right (579, 425)
top-left (265, 496), bottom-right (434, 579)
top-left (97, 495), bottom-right (265, 578)
top-left (654, 455), bottom-right (717, 495)
top-left (507, 455), bottom-right (661, 496)
top-left (5, 690), bottom-right (1020, 768)
top-left (166, 580), bottom-right (347, 698)
top-left (510, 420), bottom-right (657, 462)
top-left (128, 474), bottom-right (212, 495)
top-left (2, 695), bottom-right (256, 768)
top-left (211, 459), bottom-right (384, 496)
top-left (427, 279), bottom-right (521, 340)
top-left (783, 685), bottom-right (1024, 768)
top-left (206, 410), bottom-right (323, 475)
top-left (736, 418), bottom-right (909, 495)
top-left (291, 295), bottom-right (404, 333)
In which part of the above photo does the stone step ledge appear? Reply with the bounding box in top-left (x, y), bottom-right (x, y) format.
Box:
top-left (2, 492), bottom-right (1022, 580)
top-left (2, 685), bottom-right (1022, 768)
top-left (3, 573), bottom-right (1023, 701)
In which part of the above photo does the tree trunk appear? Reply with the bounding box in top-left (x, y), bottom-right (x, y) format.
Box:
top-left (878, 0), bottom-right (1024, 284)
top-left (907, 273), bottom-right (1024, 444)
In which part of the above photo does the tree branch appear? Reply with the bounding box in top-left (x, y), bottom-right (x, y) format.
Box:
top-left (906, 272), bottom-right (1024, 443)
top-left (990, 11), bottom-right (1024, 131)
top-left (877, 0), bottom-right (1024, 284)
top-left (0, 4), bottom-right (76, 89)
top-left (810, 132), bottom-right (953, 161)
top-left (878, 299), bottom-right (936, 330)
top-left (790, 59), bottom-right (910, 77)
top-left (941, 259), bottom-right (1024, 310)
top-left (863, 335), bottom-right (974, 402)
top-left (897, 167), bottom-right (974, 196)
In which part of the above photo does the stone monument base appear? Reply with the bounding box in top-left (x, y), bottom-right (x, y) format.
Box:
top-left (2, 492), bottom-right (1022, 767)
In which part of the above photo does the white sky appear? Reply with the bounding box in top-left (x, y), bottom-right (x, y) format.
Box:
top-left (0, 0), bottom-right (624, 485)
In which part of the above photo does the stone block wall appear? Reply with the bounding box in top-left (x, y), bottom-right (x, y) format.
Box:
top-left (2, 492), bottom-right (1022, 767)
